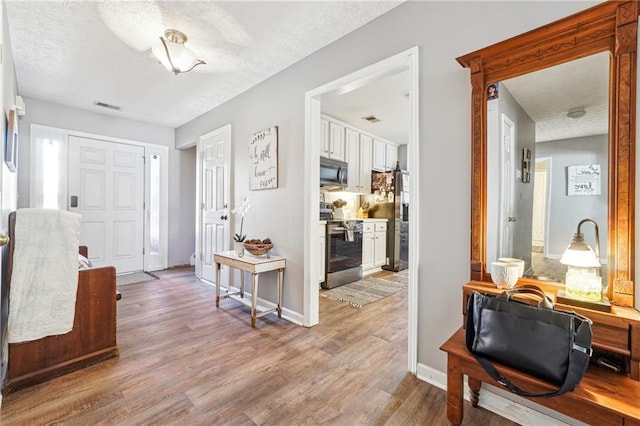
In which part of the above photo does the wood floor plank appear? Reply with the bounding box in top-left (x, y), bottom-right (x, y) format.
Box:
top-left (1, 268), bottom-right (515, 425)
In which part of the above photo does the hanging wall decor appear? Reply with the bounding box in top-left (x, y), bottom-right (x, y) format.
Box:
top-left (521, 148), bottom-right (531, 183)
top-left (249, 126), bottom-right (278, 190)
top-left (5, 109), bottom-right (17, 173)
top-left (567, 165), bottom-right (601, 196)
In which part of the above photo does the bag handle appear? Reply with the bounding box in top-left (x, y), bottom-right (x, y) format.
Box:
top-left (497, 285), bottom-right (554, 310)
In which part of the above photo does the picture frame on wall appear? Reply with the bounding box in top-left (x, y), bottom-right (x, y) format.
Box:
top-left (5, 109), bottom-right (18, 173)
top-left (249, 126), bottom-right (278, 190)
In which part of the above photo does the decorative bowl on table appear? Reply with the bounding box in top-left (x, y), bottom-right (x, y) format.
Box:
top-left (244, 238), bottom-right (273, 257)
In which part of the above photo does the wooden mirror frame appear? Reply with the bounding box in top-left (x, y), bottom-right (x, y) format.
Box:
top-left (457, 1), bottom-right (638, 306)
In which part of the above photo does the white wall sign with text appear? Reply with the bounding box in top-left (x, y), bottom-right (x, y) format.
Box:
top-left (249, 126), bottom-right (278, 190)
top-left (567, 164), bottom-right (601, 196)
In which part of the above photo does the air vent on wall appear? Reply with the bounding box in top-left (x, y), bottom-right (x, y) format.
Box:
top-left (362, 115), bottom-right (381, 123)
top-left (93, 101), bottom-right (123, 111)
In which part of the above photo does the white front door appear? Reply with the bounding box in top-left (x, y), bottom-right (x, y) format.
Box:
top-left (499, 114), bottom-right (516, 257)
top-left (68, 136), bottom-right (145, 273)
top-left (196, 125), bottom-right (231, 284)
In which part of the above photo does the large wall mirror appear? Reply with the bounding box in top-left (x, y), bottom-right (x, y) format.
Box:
top-left (457, 1), bottom-right (638, 306)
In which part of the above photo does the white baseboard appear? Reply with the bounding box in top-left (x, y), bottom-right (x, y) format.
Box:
top-left (416, 363), bottom-right (584, 426)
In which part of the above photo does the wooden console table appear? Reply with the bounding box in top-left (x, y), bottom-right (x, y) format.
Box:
top-left (213, 251), bottom-right (285, 327)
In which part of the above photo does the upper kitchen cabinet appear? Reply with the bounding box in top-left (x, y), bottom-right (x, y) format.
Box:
top-left (372, 138), bottom-right (399, 171)
top-left (320, 119), bottom-right (330, 157)
top-left (345, 129), bottom-right (372, 193)
top-left (320, 117), bottom-right (346, 161)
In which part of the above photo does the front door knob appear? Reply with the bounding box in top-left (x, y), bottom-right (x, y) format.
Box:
top-left (0, 233), bottom-right (10, 246)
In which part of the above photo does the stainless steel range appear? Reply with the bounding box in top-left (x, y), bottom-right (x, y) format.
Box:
top-left (323, 220), bottom-right (363, 289)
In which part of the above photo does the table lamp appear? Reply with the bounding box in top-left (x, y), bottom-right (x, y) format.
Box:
top-left (557, 218), bottom-right (611, 312)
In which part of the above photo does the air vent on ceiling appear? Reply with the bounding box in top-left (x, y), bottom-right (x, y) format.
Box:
top-left (362, 115), bottom-right (381, 123)
top-left (93, 101), bottom-right (123, 111)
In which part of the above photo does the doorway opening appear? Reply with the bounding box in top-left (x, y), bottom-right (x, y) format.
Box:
top-left (304, 47), bottom-right (420, 373)
top-left (29, 124), bottom-right (169, 273)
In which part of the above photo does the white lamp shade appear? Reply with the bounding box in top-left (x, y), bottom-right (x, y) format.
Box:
top-left (560, 244), bottom-right (601, 267)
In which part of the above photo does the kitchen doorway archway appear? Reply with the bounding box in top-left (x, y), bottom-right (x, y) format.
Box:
top-left (304, 47), bottom-right (420, 374)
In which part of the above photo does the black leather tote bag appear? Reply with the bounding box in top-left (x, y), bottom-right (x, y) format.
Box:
top-left (465, 286), bottom-right (593, 397)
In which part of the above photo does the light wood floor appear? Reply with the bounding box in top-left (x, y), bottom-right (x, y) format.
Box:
top-left (1, 268), bottom-right (515, 425)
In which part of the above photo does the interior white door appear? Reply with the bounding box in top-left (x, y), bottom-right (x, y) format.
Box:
top-left (68, 136), bottom-right (145, 273)
top-left (197, 125), bottom-right (231, 284)
top-left (532, 158), bottom-right (550, 250)
top-left (499, 114), bottom-right (516, 257)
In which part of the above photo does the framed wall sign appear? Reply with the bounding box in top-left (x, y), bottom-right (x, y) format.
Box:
top-left (249, 126), bottom-right (278, 190)
top-left (5, 109), bottom-right (17, 173)
top-left (567, 165), bottom-right (601, 196)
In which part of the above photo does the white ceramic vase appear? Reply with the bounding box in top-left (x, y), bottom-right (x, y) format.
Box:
top-left (490, 261), bottom-right (520, 288)
top-left (497, 257), bottom-right (525, 278)
top-left (235, 241), bottom-right (244, 257)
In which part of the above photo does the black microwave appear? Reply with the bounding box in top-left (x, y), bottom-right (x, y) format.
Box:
top-left (320, 157), bottom-right (348, 189)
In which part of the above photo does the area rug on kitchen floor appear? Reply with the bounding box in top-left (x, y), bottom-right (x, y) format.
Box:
top-left (320, 276), bottom-right (407, 308)
top-left (116, 271), bottom-right (158, 286)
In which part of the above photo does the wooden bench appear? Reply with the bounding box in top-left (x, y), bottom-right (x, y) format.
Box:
top-left (3, 212), bottom-right (119, 393)
top-left (440, 328), bottom-right (640, 425)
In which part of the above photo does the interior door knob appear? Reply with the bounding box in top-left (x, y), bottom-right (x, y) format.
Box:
top-left (0, 233), bottom-right (9, 246)
top-left (508, 217), bottom-right (516, 222)
top-left (220, 215), bottom-right (228, 221)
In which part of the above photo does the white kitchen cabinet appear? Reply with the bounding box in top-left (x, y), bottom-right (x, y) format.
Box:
top-left (359, 134), bottom-right (372, 193)
top-left (320, 120), bottom-right (345, 161)
top-left (373, 222), bottom-right (387, 267)
top-left (345, 128), bottom-right (359, 192)
top-left (372, 139), bottom-right (386, 171)
top-left (362, 220), bottom-right (387, 272)
top-left (386, 143), bottom-right (398, 170)
top-left (319, 223), bottom-right (326, 283)
top-left (345, 129), bottom-right (372, 193)
top-left (362, 222), bottom-right (375, 270)
top-left (320, 119), bottom-right (330, 157)
top-left (372, 138), bottom-right (399, 171)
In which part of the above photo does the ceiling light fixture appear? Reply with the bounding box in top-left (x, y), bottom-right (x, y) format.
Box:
top-left (567, 107), bottom-right (587, 119)
top-left (152, 29), bottom-right (205, 75)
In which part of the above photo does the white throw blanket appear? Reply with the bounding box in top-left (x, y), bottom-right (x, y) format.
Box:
top-left (8, 209), bottom-right (81, 343)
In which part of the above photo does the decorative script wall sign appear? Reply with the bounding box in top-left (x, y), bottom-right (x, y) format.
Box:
top-left (249, 126), bottom-right (278, 190)
top-left (567, 165), bottom-right (601, 196)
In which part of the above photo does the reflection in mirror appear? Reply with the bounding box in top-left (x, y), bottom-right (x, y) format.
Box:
top-left (486, 52), bottom-right (609, 287)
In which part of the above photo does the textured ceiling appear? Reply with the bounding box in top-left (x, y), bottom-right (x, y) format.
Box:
top-left (321, 70), bottom-right (410, 144)
top-left (6, 1), bottom-right (402, 128)
top-left (502, 52), bottom-right (609, 143)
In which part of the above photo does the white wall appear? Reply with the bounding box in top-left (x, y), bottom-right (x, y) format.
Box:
top-left (536, 135), bottom-right (608, 258)
top-left (16, 98), bottom-right (194, 267)
top-left (176, 1), bottom-right (596, 373)
top-left (1, 0), bottom-right (19, 390)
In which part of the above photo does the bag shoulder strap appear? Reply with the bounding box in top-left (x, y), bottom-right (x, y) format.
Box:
top-left (465, 292), bottom-right (592, 398)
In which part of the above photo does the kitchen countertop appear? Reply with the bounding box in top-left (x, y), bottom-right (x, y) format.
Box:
top-left (319, 218), bottom-right (387, 223)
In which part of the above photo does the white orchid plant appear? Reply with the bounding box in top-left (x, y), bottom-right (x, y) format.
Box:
top-left (231, 196), bottom-right (251, 242)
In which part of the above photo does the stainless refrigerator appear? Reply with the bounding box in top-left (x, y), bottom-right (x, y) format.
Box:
top-left (369, 165), bottom-right (409, 272)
